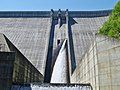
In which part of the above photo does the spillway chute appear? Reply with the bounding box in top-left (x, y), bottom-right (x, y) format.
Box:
top-left (50, 39), bottom-right (69, 83)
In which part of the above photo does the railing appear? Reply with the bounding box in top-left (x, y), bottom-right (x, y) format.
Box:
top-left (0, 9), bottom-right (112, 18)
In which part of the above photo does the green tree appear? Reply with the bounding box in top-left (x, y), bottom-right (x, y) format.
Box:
top-left (99, 1), bottom-right (120, 39)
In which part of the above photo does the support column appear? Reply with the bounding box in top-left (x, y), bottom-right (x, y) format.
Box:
top-left (44, 9), bottom-right (55, 83)
top-left (65, 9), bottom-right (76, 82)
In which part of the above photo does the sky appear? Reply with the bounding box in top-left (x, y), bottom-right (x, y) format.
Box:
top-left (0, 0), bottom-right (119, 11)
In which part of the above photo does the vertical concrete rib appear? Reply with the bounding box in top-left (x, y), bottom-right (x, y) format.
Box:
top-left (65, 9), bottom-right (76, 78)
top-left (44, 10), bottom-right (55, 83)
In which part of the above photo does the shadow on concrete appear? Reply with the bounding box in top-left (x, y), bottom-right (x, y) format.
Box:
top-left (68, 17), bottom-right (77, 73)
top-left (44, 19), bottom-right (56, 83)
top-left (11, 84), bottom-right (32, 90)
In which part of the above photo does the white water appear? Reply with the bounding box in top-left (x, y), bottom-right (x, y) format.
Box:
top-left (12, 85), bottom-right (91, 90)
top-left (50, 39), bottom-right (68, 83)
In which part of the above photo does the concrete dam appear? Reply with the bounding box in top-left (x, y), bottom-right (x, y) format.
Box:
top-left (1, 9), bottom-right (119, 90)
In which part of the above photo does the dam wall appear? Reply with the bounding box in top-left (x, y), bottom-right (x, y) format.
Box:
top-left (0, 10), bottom-right (112, 81)
top-left (71, 16), bottom-right (109, 65)
top-left (0, 18), bottom-right (51, 75)
top-left (71, 35), bottom-right (120, 90)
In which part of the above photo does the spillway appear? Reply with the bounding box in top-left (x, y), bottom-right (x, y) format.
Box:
top-left (50, 39), bottom-right (68, 83)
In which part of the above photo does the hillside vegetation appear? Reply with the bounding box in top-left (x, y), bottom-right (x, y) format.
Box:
top-left (99, 1), bottom-right (120, 39)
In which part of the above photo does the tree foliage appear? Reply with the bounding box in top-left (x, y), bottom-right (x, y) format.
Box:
top-left (99, 1), bottom-right (120, 39)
